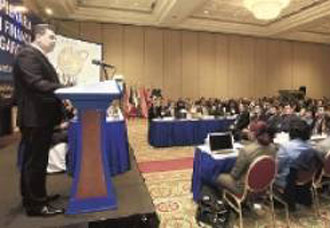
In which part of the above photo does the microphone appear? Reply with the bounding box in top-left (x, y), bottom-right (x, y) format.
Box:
top-left (91, 59), bottom-right (115, 68)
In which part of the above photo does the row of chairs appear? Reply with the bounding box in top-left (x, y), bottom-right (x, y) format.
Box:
top-left (222, 152), bottom-right (330, 228)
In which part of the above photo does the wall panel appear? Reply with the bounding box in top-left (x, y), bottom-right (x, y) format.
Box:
top-left (123, 26), bottom-right (144, 86)
top-left (198, 33), bottom-right (216, 98)
top-left (101, 24), bottom-right (124, 78)
top-left (278, 41), bottom-right (294, 89)
top-left (293, 43), bottom-right (327, 98)
top-left (321, 46), bottom-right (330, 98)
top-left (80, 22), bottom-right (102, 43)
top-left (215, 34), bottom-right (229, 98)
top-left (254, 39), bottom-right (268, 97)
top-left (182, 31), bottom-right (199, 99)
top-left (52, 20), bottom-right (80, 39)
top-left (267, 40), bottom-right (280, 95)
top-left (144, 27), bottom-right (163, 89)
top-left (55, 20), bottom-right (330, 99)
top-left (163, 30), bottom-right (182, 99)
top-left (228, 36), bottom-right (254, 98)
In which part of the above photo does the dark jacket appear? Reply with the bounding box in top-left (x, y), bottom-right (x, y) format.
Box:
top-left (13, 45), bottom-right (63, 127)
top-left (234, 111), bottom-right (250, 131)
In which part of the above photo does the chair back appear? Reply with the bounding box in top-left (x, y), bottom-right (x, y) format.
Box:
top-left (293, 148), bottom-right (321, 185)
top-left (295, 169), bottom-right (315, 185)
top-left (323, 151), bottom-right (330, 177)
top-left (246, 155), bottom-right (276, 193)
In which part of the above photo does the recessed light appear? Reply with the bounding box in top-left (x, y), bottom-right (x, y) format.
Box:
top-left (203, 10), bottom-right (209, 14)
top-left (45, 8), bottom-right (53, 15)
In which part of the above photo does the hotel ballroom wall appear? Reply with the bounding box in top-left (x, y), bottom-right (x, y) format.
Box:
top-left (52, 20), bottom-right (330, 99)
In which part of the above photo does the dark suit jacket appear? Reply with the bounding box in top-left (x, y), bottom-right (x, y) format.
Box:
top-left (234, 111), bottom-right (250, 130)
top-left (13, 45), bottom-right (63, 127)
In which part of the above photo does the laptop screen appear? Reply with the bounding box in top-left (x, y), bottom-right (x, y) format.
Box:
top-left (209, 132), bottom-right (233, 151)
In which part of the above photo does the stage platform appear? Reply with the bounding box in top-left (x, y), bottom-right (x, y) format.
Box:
top-left (0, 142), bottom-right (159, 228)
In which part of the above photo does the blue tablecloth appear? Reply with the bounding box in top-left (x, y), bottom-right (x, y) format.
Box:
top-left (68, 118), bottom-right (130, 176)
top-left (191, 146), bottom-right (237, 201)
top-left (148, 118), bottom-right (235, 147)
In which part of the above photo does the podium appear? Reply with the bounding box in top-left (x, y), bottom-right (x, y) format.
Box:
top-left (55, 80), bottom-right (121, 214)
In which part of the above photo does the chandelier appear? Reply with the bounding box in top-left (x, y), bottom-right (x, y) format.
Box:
top-left (244, 0), bottom-right (291, 20)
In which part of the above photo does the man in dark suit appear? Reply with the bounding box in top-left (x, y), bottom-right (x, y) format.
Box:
top-left (13, 24), bottom-right (64, 216)
top-left (232, 103), bottom-right (250, 141)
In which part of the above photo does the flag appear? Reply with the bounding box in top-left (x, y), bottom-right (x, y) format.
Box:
top-left (139, 87), bottom-right (148, 118)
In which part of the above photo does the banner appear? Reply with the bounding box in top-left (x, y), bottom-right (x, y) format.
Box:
top-left (0, 0), bottom-right (32, 100)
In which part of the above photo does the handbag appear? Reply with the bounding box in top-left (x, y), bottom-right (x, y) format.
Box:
top-left (196, 186), bottom-right (231, 228)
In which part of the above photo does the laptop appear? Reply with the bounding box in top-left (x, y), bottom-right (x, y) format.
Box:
top-left (208, 132), bottom-right (235, 154)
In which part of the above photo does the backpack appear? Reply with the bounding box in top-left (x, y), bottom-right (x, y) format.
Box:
top-left (195, 186), bottom-right (231, 228)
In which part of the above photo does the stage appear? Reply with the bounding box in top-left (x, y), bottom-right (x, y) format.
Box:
top-left (0, 142), bottom-right (159, 228)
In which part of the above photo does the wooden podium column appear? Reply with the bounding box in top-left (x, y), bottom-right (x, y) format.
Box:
top-left (54, 80), bottom-right (121, 214)
top-left (66, 109), bottom-right (117, 214)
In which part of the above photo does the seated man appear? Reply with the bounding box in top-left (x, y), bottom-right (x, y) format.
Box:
top-left (279, 103), bottom-right (300, 132)
top-left (215, 121), bottom-right (277, 195)
top-left (175, 98), bottom-right (187, 119)
top-left (47, 123), bottom-right (68, 173)
top-left (275, 119), bottom-right (316, 189)
top-left (148, 98), bottom-right (162, 120)
top-left (315, 112), bottom-right (330, 161)
top-left (232, 103), bottom-right (250, 141)
top-left (274, 119), bottom-right (322, 210)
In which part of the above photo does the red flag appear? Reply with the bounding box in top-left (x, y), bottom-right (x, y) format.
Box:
top-left (144, 88), bottom-right (152, 108)
top-left (123, 84), bottom-right (131, 119)
top-left (139, 87), bottom-right (148, 118)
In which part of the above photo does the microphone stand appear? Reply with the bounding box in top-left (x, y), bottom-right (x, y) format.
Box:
top-left (101, 65), bottom-right (116, 80)
top-left (110, 67), bottom-right (117, 80)
top-left (102, 66), bottom-right (109, 81)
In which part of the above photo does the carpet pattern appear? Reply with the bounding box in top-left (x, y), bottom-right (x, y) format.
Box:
top-left (127, 119), bottom-right (330, 228)
top-left (138, 157), bottom-right (194, 173)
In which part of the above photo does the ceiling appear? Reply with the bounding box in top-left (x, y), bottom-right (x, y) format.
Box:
top-left (24, 0), bottom-right (330, 44)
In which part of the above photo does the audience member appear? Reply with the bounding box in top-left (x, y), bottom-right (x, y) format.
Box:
top-left (214, 121), bottom-right (277, 195)
top-left (232, 103), bottom-right (250, 141)
top-left (315, 113), bottom-right (330, 160)
top-left (275, 119), bottom-right (317, 188)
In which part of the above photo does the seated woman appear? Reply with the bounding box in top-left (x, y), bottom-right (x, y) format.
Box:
top-left (214, 121), bottom-right (277, 195)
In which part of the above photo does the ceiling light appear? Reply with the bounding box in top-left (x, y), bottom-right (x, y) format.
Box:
top-left (45, 7), bottom-right (53, 15)
top-left (244, 0), bottom-right (290, 20)
top-left (203, 10), bottom-right (209, 14)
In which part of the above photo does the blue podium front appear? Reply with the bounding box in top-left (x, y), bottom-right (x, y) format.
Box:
top-left (55, 81), bottom-right (121, 214)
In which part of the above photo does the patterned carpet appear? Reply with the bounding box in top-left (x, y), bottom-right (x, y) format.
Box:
top-left (127, 119), bottom-right (330, 228)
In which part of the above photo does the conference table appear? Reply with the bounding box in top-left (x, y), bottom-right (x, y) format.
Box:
top-left (191, 145), bottom-right (240, 201)
top-left (191, 133), bottom-right (327, 201)
top-left (148, 117), bottom-right (235, 147)
top-left (68, 117), bottom-right (130, 176)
